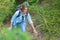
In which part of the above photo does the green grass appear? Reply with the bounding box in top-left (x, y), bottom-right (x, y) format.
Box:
top-left (0, 27), bottom-right (32, 40)
top-left (0, 0), bottom-right (60, 40)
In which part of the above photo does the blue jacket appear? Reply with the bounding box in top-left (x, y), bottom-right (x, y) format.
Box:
top-left (11, 10), bottom-right (33, 25)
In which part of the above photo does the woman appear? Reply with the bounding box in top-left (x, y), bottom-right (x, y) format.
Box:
top-left (10, 5), bottom-right (38, 35)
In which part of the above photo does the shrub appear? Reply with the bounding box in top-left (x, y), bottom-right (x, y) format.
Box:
top-left (0, 27), bottom-right (32, 40)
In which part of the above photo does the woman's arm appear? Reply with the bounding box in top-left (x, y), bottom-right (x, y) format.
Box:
top-left (27, 13), bottom-right (38, 35)
top-left (11, 10), bottom-right (19, 23)
top-left (30, 23), bottom-right (38, 34)
top-left (9, 22), bottom-right (12, 30)
top-left (10, 10), bottom-right (19, 29)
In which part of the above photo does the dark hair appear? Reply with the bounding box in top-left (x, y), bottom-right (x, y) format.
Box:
top-left (20, 5), bottom-right (28, 11)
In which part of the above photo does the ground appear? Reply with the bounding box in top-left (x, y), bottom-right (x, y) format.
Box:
top-left (5, 20), bottom-right (46, 40)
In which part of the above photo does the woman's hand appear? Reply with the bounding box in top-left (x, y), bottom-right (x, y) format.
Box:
top-left (9, 26), bottom-right (12, 30)
top-left (33, 29), bottom-right (38, 36)
top-left (30, 23), bottom-right (38, 36)
top-left (9, 22), bottom-right (12, 30)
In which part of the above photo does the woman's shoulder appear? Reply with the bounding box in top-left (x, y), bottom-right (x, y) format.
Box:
top-left (15, 10), bottom-right (21, 14)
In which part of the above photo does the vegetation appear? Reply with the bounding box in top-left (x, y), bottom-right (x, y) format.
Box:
top-left (0, 0), bottom-right (60, 40)
top-left (0, 27), bottom-right (32, 40)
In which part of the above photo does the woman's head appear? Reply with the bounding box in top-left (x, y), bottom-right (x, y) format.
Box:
top-left (20, 5), bottom-right (28, 13)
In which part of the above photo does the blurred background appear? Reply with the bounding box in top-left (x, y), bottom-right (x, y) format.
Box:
top-left (0, 0), bottom-right (60, 40)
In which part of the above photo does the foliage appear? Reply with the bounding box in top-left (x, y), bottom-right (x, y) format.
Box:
top-left (0, 27), bottom-right (32, 40)
top-left (0, 0), bottom-right (15, 22)
top-left (29, 5), bottom-right (60, 40)
top-left (0, 0), bottom-right (60, 40)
